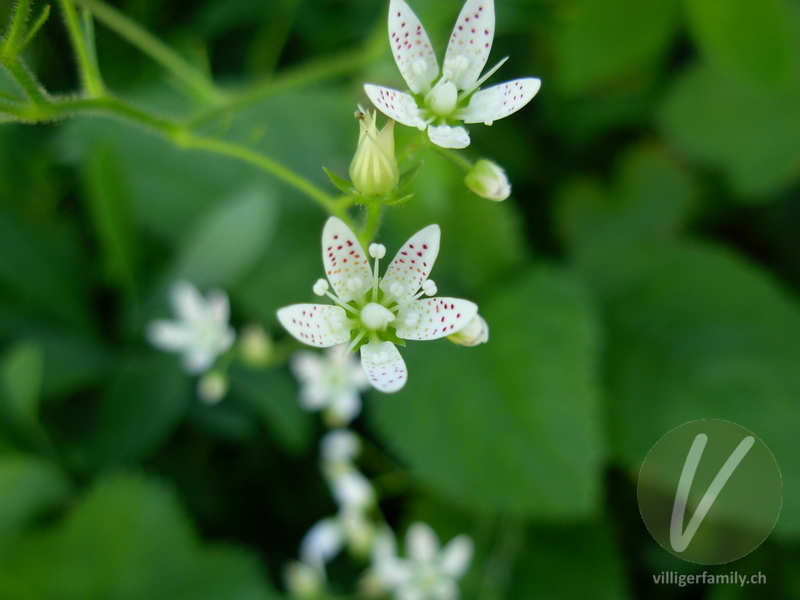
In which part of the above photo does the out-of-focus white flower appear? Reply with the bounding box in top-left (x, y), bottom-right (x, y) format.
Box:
top-left (371, 522), bottom-right (474, 600)
top-left (326, 467), bottom-right (376, 514)
top-left (291, 345), bottom-right (370, 426)
top-left (300, 518), bottom-right (346, 577)
top-left (146, 281), bottom-right (235, 374)
top-left (365, 0), bottom-right (540, 149)
top-left (321, 429), bottom-right (362, 465)
top-left (196, 370), bottom-right (229, 404)
top-left (447, 314), bottom-right (489, 347)
top-left (277, 218), bottom-right (479, 393)
top-left (464, 160), bottom-right (510, 201)
top-left (350, 108), bottom-right (400, 197)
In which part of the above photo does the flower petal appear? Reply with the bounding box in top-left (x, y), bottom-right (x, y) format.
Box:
top-left (459, 77), bottom-right (541, 125)
top-left (322, 217), bottom-right (373, 302)
top-left (277, 304), bottom-right (351, 348)
top-left (443, 0), bottom-right (495, 91)
top-left (169, 280), bottom-right (205, 322)
top-left (395, 297), bottom-right (478, 341)
top-left (360, 341), bottom-right (408, 393)
top-left (426, 124), bottom-right (470, 149)
top-left (364, 84), bottom-right (427, 129)
top-left (182, 348), bottom-right (216, 375)
top-left (406, 522), bottom-right (439, 562)
top-left (440, 534), bottom-right (474, 578)
top-left (206, 288), bottom-right (230, 324)
top-left (146, 320), bottom-right (191, 352)
top-left (300, 518), bottom-right (345, 574)
top-left (380, 225), bottom-right (440, 303)
top-left (389, 0), bottom-right (440, 94)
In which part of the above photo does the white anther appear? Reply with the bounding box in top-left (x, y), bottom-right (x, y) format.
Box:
top-left (369, 243), bottom-right (386, 259)
top-left (347, 277), bottom-right (363, 292)
top-left (313, 279), bottom-right (329, 296)
top-left (422, 279), bottom-right (438, 296)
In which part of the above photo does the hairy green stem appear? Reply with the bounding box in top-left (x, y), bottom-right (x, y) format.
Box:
top-left (359, 201), bottom-right (383, 246)
top-left (1, 0), bottom-right (31, 58)
top-left (59, 0), bottom-right (106, 96)
top-left (1, 58), bottom-right (49, 105)
top-left (73, 0), bottom-right (224, 105)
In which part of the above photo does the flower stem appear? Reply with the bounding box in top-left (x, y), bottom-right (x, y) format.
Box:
top-left (1, 0), bottom-right (31, 58)
top-left (72, 0), bottom-right (224, 105)
top-left (59, 0), bottom-right (106, 97)
top-left (425, 139), bottom-right (474, 172)
top-left (359, 201), bottom-right (383, 246)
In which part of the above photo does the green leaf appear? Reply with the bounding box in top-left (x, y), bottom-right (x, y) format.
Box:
top-left (683, 0), bottom-right (796, 90)
top-left (0, 455), bottom-right (73, 556)
top-left (169, 186), bottom-right (277, 289)
top-left (659, 62), bottom-right (800, 198)
top-left (80, 356), bottom-right (190, 472)
top-left (370, 267), bottom-right (604, 517)
top-left (322, 166), bottom-right (354, 195)
top-left (554, 0), bottom-right (681, 94)
top-left (556, 145), bottom-right (695, 249)
top-left (0, 473), bottom-right (279, 600)
top-left (81, 144), bottom-right (139, 292)
top-left (575, 240), bottom-right (800, 536)
top-left (509, 522), bottom-right (631, 600)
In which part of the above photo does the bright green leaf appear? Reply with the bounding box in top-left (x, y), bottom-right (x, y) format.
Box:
top-left (370, 268), bottom-right (604, 517)
top-left (683, 0), bottom-right (796, 90)
top-left (554, 0), bottom-right (681, 94)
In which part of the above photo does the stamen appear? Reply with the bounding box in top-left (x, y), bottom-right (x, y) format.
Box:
top-left (313, 279), bottom-right (329, 296)
top-left (412, 279), bottom-right (438, 300)
top-left (346, 330), bottom-right (367, 353)
top-left (348, 277), bottom-right (363, 292)
top-left (369, 244), bottom-right (386, 299)
top-left (458, 57), bottom-right (509, 101)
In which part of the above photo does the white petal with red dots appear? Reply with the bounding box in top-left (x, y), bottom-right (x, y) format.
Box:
top-left (322, 217), bottom-right (373, 302)
top-left (427, 124), bottom-right (470, 149)
top-left (277, 304), bottom-right (351, 348)
top-left (381, 225), bottom-right (441, 303)
top-left (360, 341), bottom-right (408, 393)
top-left (364, 84), bottom-right (427, 129)
top-left (443, 0), bottom-right (495, 91)
top-left (389, 0), bottom-right (440, 94)
top-left (395, 297), bottom-right (478, 341)
top-left (459, 77), bottom-right (541, 125)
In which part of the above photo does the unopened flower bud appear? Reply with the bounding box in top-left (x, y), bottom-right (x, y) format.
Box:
top-left (285, 561), bottom-right (323, 599)
top-left (464, 159), bottom-right (511, 201)
top-left (239, 324), bottom-right (273, 367)
top-left (447, 314), bottom-right (489, 347)
top-left (349, 109), bottom-right (400, 197)
top-left (197, 370), bottom-right (228, 404)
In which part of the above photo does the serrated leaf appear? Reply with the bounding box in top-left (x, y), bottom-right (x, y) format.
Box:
top-left (370, 268), bottom-right (603, 517)
top-left (554, 0), bottom-right (681, 94)
top-left (683, 0), bottom-right (796, 90)
top-left (575, 240), bottom-right (800, 536)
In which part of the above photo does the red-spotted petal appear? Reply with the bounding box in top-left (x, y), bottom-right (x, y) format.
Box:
top-left (443, 0), bottom-right (495, 91)
top-left (459, 78), bottom-right (541, 125)
top-left (380, 225), bottom-right (440, 303)
top-left (389, 0), bottom-right (440, 94)
top-left (322, 217), bottom-right (372, 302)
top-left (364, 84), bottom-right (427, 129)
top-left (360, 341), bottom-right (407, 393)
top-left (277, 304), bottom-right (351, 348)
top-left (395, 297), bottom-right (478, 341)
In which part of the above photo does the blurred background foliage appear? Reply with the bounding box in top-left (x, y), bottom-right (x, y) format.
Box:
top-left (1, 0), bottom-right (800, 598)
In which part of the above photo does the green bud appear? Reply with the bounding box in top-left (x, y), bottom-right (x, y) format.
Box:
top-left (447, 314), bottom-right (489, 347)
top-left (349, 109), bottom-right (400, 197)
top-left (464, 159), bottom-right (511, 201)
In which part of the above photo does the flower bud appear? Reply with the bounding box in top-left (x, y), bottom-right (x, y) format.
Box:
top-left (464, 159), bottom-right (511, 201)
top-left (447, 314), bottom-right (489, 347)
top-left (349, 109), bottom-right (400, 197)
top-left (197, 370), bottom-right (228, 404)
top-left (238, 324), bottom-right (273, 367)
top-left (285, 561), bottom-right (324, 599)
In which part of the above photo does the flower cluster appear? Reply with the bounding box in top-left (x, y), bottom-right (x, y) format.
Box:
top-left (278, 217), bottom-right (479, 393)
top-left (365, 0), bottom-right (540, 148)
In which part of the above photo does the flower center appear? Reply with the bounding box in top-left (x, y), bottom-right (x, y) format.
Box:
top-left (426, 81), bottom-right (458, 117)
top-left (360, 302), bottom-right (395, 331)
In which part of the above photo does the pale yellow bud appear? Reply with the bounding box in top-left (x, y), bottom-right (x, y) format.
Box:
top-left (447, 314), bottom-right (489, 347)
top-left (464, 159), bottom-right (511, 201)
top-left (238, 324), bottom-right (273, 367)
top-left (349, 110), bottom-right (400, 197)
top-left (197, 370), bottom-right (228, 404)
top-left (284, 561), bottom-right (323, 599)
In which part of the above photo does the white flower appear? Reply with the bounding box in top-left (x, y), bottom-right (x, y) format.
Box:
top-left (371, 523), bottom-right (474, 600)
top-left (146, 281), bottom-right (235, 374)
top-left (277, 217), bottom-right (479, 393)
top-left (321, 429), bottom-right (362, 465)
top-left (291, 345), bottom-right (370, 426)
top-left (300, 518), bottom-right (346, 576)
top-left (464, 159), bottom-right (510, 201)
top-left (364, 0), bottom-right (541, 149)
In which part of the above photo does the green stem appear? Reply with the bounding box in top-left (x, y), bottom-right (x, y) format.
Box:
top-left (1, 0), bottom-right (31, 58)
top-left (73, 0), bottom-right (224, 105)
top-left (59, 0), bottom-right (106, 96)
top-left (2, 58), bottom-right (49, 105)
top-left (426, 139), bottom-right (474, 172)
top-left (359, 201), bottom-right (383, 246)
top-left (477, 516), bottom-right (526, 600)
